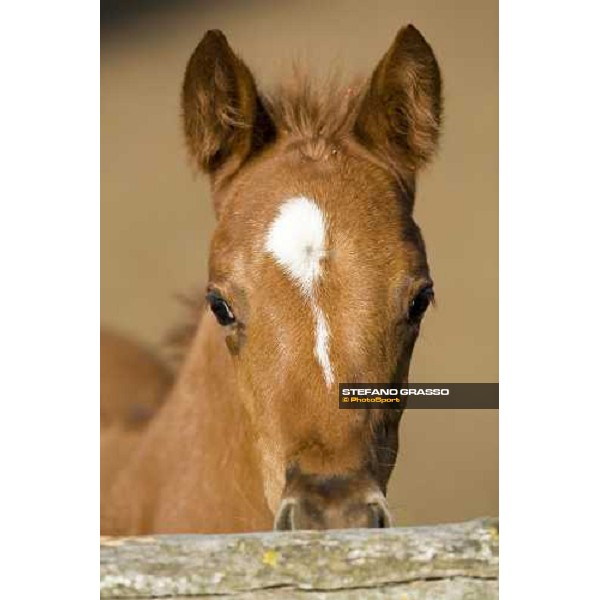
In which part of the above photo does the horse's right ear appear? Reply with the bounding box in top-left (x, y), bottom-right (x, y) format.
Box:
top-left (354, 25), bottom-right (442, 176)
top-left (182, 30), bottom-right (274, 181)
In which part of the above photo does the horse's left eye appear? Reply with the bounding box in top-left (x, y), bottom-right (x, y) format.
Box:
top-left (206, 291), bottom-right (236, 326)
top-left (408, 285), bottom-right (434, 323)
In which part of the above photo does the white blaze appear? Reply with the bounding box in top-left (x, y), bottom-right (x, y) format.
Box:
top-left (265, 196), bottom-right (335, 387)
top-left (312, 304), bottom-right (334, 387)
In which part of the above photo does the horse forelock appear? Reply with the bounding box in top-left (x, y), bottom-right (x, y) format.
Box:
top-left (262, 69), bottom-right (366, 144)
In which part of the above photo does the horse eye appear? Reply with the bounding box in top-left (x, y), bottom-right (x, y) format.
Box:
top-left (206, 291), bottom-right (236, 326)
top-left (408, 285), bottom-right (434, 322)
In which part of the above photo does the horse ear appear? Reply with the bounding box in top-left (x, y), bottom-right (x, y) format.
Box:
top-left (354, 25), bottom-right (442, 174)
top-left (182, 30), bottom-right (275, 179)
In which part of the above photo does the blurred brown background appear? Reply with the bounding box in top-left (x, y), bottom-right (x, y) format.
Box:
top-left (101, 0), bottom-right (498, 526)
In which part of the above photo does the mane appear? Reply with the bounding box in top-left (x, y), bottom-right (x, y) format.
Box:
top-left (262, 69), bottom-right (366, 144)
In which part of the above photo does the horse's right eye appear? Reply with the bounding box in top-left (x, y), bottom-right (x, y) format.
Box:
top-left (206, 291), bottom-right (236, 326)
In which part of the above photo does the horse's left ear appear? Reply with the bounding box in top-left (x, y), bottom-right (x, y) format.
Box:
top-left (354, 25), bottom-right (443, 174)
top-left (181, 30), bottom-right (275, 181)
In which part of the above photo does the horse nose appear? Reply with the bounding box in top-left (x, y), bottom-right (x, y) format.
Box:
top-left (274, 495), bottom-right (391, 531)
top-left (273, 474), bottom-right (392, 531)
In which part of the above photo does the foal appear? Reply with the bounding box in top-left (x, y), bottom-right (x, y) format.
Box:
top-left (101, 25), bottom-right (442, 534)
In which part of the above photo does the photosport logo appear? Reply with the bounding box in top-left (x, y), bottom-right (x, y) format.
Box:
top-left (338, 384), bottom-right (499, 409)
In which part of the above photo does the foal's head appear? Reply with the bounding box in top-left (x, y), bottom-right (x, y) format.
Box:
top-left (182, 26), bottom-right (442, 530)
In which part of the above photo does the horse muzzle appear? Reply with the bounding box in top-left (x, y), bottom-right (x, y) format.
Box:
top-left (273, 470), bottom-right (391, 531)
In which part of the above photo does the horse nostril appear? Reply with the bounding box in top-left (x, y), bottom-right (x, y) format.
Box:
top-left (368, 500), bottom-right (392, 528)
top-left (273, 499), bottom-right (296, 531)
